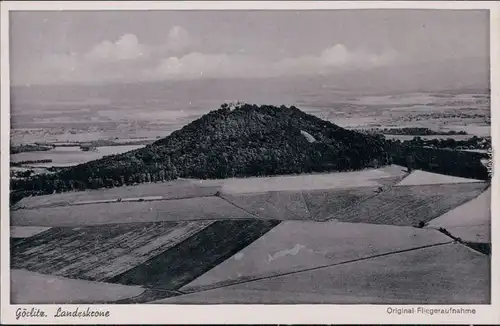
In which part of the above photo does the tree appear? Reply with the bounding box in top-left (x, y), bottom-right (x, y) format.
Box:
top-left (485, 147), bottom-right (493, 178)
top-left (405, 153), bottom-right (415, 173)
top-left (159, 170), bottom-right (166, 181)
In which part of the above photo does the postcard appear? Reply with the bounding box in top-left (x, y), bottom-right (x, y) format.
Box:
top-left (1, 1), bottom-right (499, 324)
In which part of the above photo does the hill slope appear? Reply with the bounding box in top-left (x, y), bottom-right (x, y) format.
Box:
top-left (11, 104), bottom-right (391, 196)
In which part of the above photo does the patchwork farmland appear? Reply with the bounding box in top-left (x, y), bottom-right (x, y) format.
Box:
top-left (10, 166), bottom-right (491, 304)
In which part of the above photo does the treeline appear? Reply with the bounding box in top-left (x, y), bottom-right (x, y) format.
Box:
top-left (11, 144), bottom-right (54, 154)
top-left (399, 135), bottom-right (490, 150)
top-left (11, 159), bottom-right (52, 167)
top-left (82, 139), bottom-right (154, 147)
top-left (389, 143), bottom-right (489, 180)
top-left (363, 127), bottom-right (468, 136)
top-left (11, 169), bottom-right (35, 179)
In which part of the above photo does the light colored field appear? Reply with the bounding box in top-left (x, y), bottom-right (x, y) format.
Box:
top-left (11, 145), bottom-right (144, 167)
top-left (461, 149), bottom-right (489, 154)
top-left (397, 170), bottom-right (484, 186)
top-left (181, 221), bottom-right (450, 292)
top-left (11, 269), bottom-right (145, 304)
top-left (160, 243), bottom-right (489, 304)
top-left (156, 288), bottom-right (421, 304)
top-left (333, 182), bottom-right (488, 226)
top-left (10, 226), bottom-right (51, 238)
top-left (11, 196), bottom-right (255, 227)
top-left (12, 221), bottom-right (214, 281)
top-left (427, 187), bottom-right (490, 228)
top-left (200, 165), bottom-right (407, 194)
top-left (426, 187), bottom-right (490, 243)
top-left (13, 179), bottom-right (218, 210)
top-left (384, 134), bottom-right (476, 141)
top-left (443, 225), bottom-right (489, 243)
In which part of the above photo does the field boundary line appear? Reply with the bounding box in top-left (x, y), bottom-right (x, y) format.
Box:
top-left (393, 168), bottom-right (411, 185)
top-left (14, 193), bottom-right (218, 211)
top-left (104, 220), bottom-right (219, 285)
top-left (429, 226), bottom-right (490, 255)
top-left (324, 181), bottom-right (488, 225)
top-left (299, 190), bottom-right (313, 220)
top-left (180, 240), bottom-right (453, 295)
top-left (392, 180), bottom-right (488, 189)
top-left (218, 194), bottom-right (271, 220)
top-left (427, 223), bottom-right (490, 229)
top-left (111, 288), bottom-right (186, 304)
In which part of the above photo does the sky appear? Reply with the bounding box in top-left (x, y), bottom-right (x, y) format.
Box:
top-left (10, 10), bottom-right (490, 89)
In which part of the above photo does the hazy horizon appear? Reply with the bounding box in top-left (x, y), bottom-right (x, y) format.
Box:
top-left (10, 10), bottom-right (490, 93)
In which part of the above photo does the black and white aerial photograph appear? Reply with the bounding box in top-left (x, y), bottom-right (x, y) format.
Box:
top-left (7, 7), bottom-right (493, 307)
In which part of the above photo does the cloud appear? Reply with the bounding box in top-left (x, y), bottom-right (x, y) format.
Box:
top-left (145, 52), bottom-right (268, 80)
top-left (146, 44), bottom-right (399, 81)
top-left (15, 35), bottom-right (398, 85)
top-left (86, 33), bottom-right (150, 62)
top-left (275, 44), bottom-right (399, 76)
top-left (164, 25), bottom-right (191, 53)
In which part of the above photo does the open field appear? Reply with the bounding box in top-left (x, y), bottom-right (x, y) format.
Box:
top-left (442, 225), bottom-right (489, 244)
top-left (11, 221), bottom-right (214, 281)
top-left (333, 182), bottom-right (488, 226)
top-left (303, 187), bottom-right (380, 221)
top-left (12, 166), bottom-right (406, 211)
top-left (426, 187), bottom-right (490, 243)
top-left (10, 226), bottom-right (51, 238)
top-left (108, 219), bottom-right (280, 290)
top-left (221, 187), bottom-right (386, 222)
top-left (212, 165), bottom-right (407, 194)
top-left (397, 170), bottom-right (484, 186)
top-left (11, 196), bottom-right (257, 227)
top-left (221, 191), bottom-right (311, 220)
top-left (158, 243), bottom-right (489, 304)
top-left (11, 269), bottom-right (145, 304)
top-left (12, 174), bottom-right (488, 228)
top-left (383, 134), bottom-right (479, 141)
top-left (427, 187), bottom-right (490, 228)
top-left (13, 180), bottom-right (219, 210)
top-left (8, 172), bottom-right (489, 304)
top-left (181, 221), bottom-right (451, 292)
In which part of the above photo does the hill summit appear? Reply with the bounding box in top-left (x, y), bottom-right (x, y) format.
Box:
top-left (13, 103), bottom-right (393, 196)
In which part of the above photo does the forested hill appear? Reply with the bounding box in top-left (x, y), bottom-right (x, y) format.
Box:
top-left (11, 103), bottom-right (392, 197)
top-left (10, 103), bottom-right (490, 202)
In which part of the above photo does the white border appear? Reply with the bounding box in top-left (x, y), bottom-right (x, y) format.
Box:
top-left (1, 1), bottom-right (499, 324)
